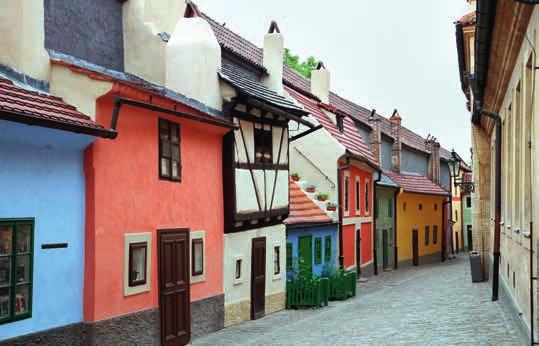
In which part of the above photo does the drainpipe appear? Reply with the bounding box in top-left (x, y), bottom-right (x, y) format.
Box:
top-left (442, 199), bottom-right (451, 262)
top-left (337, 156), bottom-right (351, 268)
top-left (479, 108), bottom-right (502, 301)
top-left (372, 170), bottom-right (382, 275)
top-left (450, 181), bottom-right (455, 256)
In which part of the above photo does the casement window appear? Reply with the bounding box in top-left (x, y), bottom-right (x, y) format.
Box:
top-left (425, 226), bottom-right (430, 246)
top-left (433, 225), bottom-right (438, 244)
top-left (364, 180), bottom-right (370, 214)
top-left (388, 199), bottom-right (393, 218)
top-left (434, 203), bottom-right (438, 211)
top-left (159, 119), bottom-right (181, 181)
top-left (274, 246), bottom-right (280, 275)
top-left (314, 238), bottom-right (322, 264)
top-left (234, 256), bottom-right (243, 285)
top-left (455, 210), bottom-right (458, 221)
top-left (403, 202), bottom-right (406, 211)
top-left (128, 242), bottom-right (147, 287)
top-left (419, 203), bottom-right (423, 211)
top-left (355, 177), bottom-right (360, 213)
top-left (190, 231), bottom-right (205, 283)
top-left (344, 174), bottom-right (350, 215)
top-left (124, 233), bottom-right (151, 296)
top-left (286, 243), bottom-right (292, 270)
top-left (324, 236), bottom-right (332, 262)
top-left (0, 219), bottom-right (33, 324)
top-left (254, 126), bottom-right (272, 164)
top-left (466, 197), bottom-right (472, 208)
top-left (336, 115), bottom-right (344, 133)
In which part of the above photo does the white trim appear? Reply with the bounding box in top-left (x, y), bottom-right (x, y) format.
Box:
top-left (124, 232), bottom-right (152, 297)
top-left (190, 230), bottom-right (206, 284)
top-left (344, 172), bottom-right (350, 217)
top-left (272, 242), bottom-right (282, 281)
top-left (342, 216), bottom-right (373, 225)
top-left (233, 255), bottom-right (244, 285)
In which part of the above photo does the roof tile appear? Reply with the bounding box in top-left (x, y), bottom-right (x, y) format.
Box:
top-left (284, 180), bottom-right (333, 225)
top-left (384, 170), bottom-right (449, 196)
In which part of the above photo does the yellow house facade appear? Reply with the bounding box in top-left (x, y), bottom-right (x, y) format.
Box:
top-left (384, 171), bottom-right (449, 266)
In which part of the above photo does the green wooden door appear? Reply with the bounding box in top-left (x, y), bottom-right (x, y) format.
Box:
top-left (298, 235), bottom-right (313, 272)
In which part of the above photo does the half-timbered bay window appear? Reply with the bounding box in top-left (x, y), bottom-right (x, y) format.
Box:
top-left (159, 119), bottom-right (181, 181)
top-left (254, 125), bottom-right (272, 164)
top-left (0, 219), bottom-right (33, 324)
top-left (124, 233), bottom-right (151, 296)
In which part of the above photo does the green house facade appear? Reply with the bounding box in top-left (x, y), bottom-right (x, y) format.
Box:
top-left (375, 175), bottom-right (399, 271)
top-left (462, 193), bottom-right (473, 251)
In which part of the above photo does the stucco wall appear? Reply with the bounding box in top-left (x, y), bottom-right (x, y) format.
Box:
top-left (0, 120), bottom-right (94, 340)
top-left (44, 0), bottom-right (124, 71)
top-left (401, 147), bottom-right (428, 176)
top-left (396, 192), bottom-right (444, 263)
top-left (84, 93), bottom-right (227, 322)
top-left (286, 224), bottom-right (338, 276)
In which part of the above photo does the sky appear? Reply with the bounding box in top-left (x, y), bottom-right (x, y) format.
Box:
top-left (196, 0), bottom-right (473, 161)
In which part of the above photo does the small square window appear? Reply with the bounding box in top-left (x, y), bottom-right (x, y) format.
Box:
top-left (274, 246), bottom-right (280, 275)
top-left (235, 259), bottom-right (242, 280)
top-left (128, 242), bottom-right (147, 287)
top-left (192, 238), bottom-right (204, 276)
top-left (419, 203), bottom-right (423, 211)
top-left (434, 203), bottom-right (438, 211)
top-left (466, 197), bottom-right (472, 208)
top-left (254, 127), bottom-right (272, 164)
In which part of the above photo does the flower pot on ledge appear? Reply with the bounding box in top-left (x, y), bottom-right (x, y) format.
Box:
top-left (327, 205), bottom-right (337, 212)
top-left (306, 187), bottom-right (316, 193)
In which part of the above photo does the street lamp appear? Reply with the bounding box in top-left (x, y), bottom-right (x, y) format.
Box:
top-left (449, 149), bottom-right (475, 193)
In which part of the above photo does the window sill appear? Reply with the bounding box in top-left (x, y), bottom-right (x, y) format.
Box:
top-left (272, 273), bottom-right (282, 281)
top-left (523, 231), bottom-right (531, 238)
top-left (233, 279), bottom-right (243, 286)
top-left (191, 275), bottom-right (206, 284)
top-left (514, 228), bottom-right (520, 234)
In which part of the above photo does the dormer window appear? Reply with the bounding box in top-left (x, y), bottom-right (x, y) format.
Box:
top-left (254, 126), bottom-right (272, 164)
top-left (336, 115), bottom-right (344, 133)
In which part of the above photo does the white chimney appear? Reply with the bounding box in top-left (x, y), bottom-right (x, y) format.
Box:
top-left (262, 21), bottom-right (284, 95)
top-left (165, 1), bottom-right (222, 110)
top-left (311, 62), bottom-right (330, 104)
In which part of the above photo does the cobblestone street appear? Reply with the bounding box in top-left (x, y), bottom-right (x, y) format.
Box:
top-left (192, 256), bottom-right (527, 345)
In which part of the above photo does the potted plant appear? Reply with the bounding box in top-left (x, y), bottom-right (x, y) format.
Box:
top-left (305, 184), bottom-right (316, 193)
top-left (316, 193), bottom-right (329, 201)
top-left (326, 202), bottom-right (337, 211)
top-left (291, 172), bottom-right (301, 181)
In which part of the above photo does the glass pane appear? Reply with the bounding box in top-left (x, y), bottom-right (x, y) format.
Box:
top-left (193, 242), bottom-right (203, 274)
top-left (0, 226), bottom-right (13, 255)
top-left (235, 260), bottom-right (241, 279)
top-left (171, 145), bottom-right (180, 160)
top-left (161, 158), bottom-right (170, 176)
top-left (14, 285), bottom-right (29, 315)
top-left (0, 257), bottom-right (10, 286)
top-left (170, 124), bottom-right (179, 143)
top-left (160, 121), bottom-right (169, 140)
top-left (0, 287), bottom-right (9, 318)
top-left (171, 161), bottom-right (179, 179)
top-left (161, 142), bottom-right (171, 158)
top-left (17, 225), bottom-right (31, 253)
top-left (15, 255), bottom-right (30, 283)
top-left (130, 246), bottom-right (146, 284)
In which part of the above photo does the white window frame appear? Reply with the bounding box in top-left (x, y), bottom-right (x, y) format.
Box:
top-left (344, 172), bottom-right (350, 217)
top-left (190, 230), bottom-right (206, 284)
top-left (124, 232), bottom-right (152, 297)
top-left (355, 176), bottom-right (361, 214)
top-left (233, 255), bottom-right (244, 285)
top-left (272, 242), bottom-right (282, 281)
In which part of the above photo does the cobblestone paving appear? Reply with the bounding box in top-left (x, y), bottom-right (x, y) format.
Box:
top-left (192, 256), bottom-right (527, 345)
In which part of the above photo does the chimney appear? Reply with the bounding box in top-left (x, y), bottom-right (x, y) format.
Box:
top-left (0, 0), bottom-right (49, 80)
top-left (311, 62), bottom-right (330, 104)
top-left (389, 109), bottom-right (402, 173)
top-left (165, 1), bottom-right (222, 110)
top-left (369, 109), bottom-right (382, 165)
top-left (262, 21), bottom-right (284, 95)
top-left (425, 134), bottom-right (441, 184)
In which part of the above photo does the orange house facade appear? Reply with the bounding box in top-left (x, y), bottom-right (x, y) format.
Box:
top-left (81, 77), bottom-right (233, 344)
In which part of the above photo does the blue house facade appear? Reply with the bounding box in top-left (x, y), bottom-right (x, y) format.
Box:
top-left (0, 73), bottom-right (115, 341)
top-left (284, 180), bottom-right (338, 276)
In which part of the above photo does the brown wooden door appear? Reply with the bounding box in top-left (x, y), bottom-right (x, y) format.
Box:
top-left (251, 237), bottom-right (266, 320)
top-left (356, 229), bottom-right (361, 276)
top-left (412, 229), bottom-right (419, 266)
top-left (158, 229), bottom-right (190, 346)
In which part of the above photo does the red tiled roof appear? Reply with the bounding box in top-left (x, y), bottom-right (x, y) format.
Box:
top-left (0, 77), bottom-right (115, 138)
top-left (284, 180), bottom-right (332, 225)
top-left (286, 86), bottom-right (378, 168)
top-left (456, 11), bottom-right (476, 27)
top-left (462, 172), bottom-right (473, 183)
top-left (384, 170), bottom-right (449, 196)
top-left (203, 12), bottom-right (452, 160)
